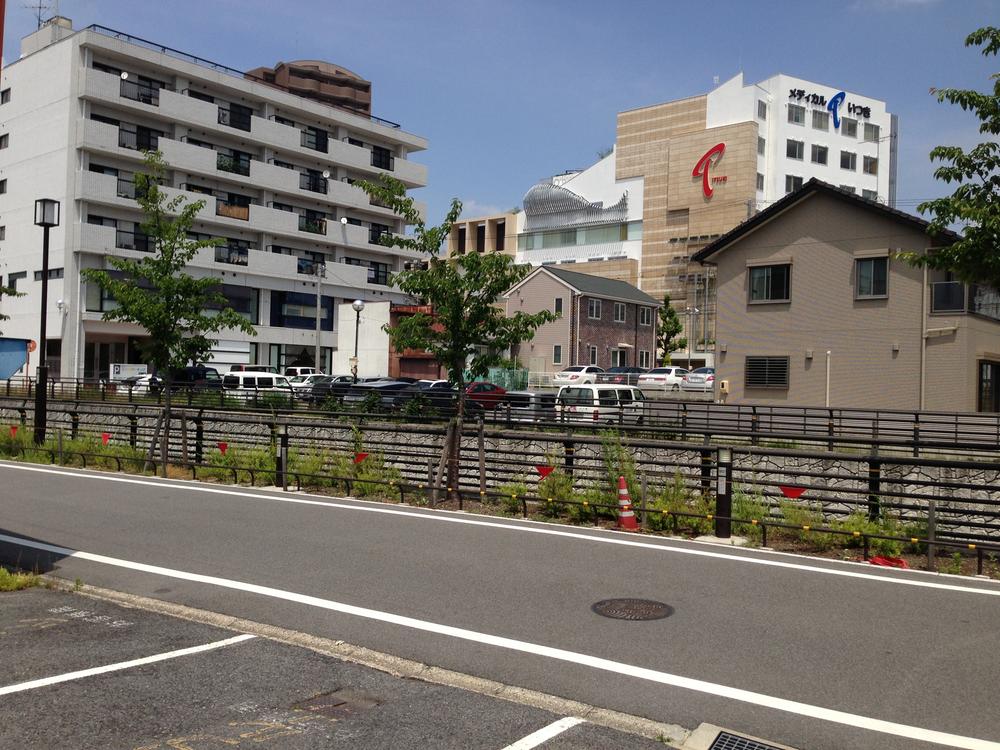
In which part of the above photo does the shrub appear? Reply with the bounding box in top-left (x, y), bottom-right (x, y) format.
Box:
top-left (290, 449), bottom-right (352, 493)
top-left (495, 481), bottom-right (529, 516)
top-left (537, 469), bottom-right (572, 518)
top-left (731, 487), bottom-right (771, 545)
top-left (778, 501), bottom-right (837, 550)
top-left (600, 431), bottom-right (639, 501)
top-left (354, 452), bottom-right (402, 499)
top-left (644, 471), bottom-right (713, 535)
top-left (197, 445), bottom-right (275, 485)
top-left (833, 511), bottom-right (904, 557)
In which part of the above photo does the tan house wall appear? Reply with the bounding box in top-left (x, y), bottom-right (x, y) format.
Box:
top-left (710, 191), bottom-right (992, 410)
top-left (562, 258), bottom-right (638, 286)
top-left (505, 273), bottom-right (571, 372)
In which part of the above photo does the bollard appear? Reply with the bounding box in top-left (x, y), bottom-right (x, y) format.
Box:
top-left (275, 425), bottom-right (289, 491)
top-left (927, 498), bottom-right (937, 572)
top-left (715, 446), bottom-right (733, 539)
top-left (867, 454), bottom-right (881, 521)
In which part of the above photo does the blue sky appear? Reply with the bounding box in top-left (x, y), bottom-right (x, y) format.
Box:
top-left (4, 0), bottom-right (997, 222)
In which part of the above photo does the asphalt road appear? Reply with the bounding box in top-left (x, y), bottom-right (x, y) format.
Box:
top-left (2, 460), bottom-right (999, 750)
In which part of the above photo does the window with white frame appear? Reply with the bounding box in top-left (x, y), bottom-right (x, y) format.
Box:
top-left (757, 100), bottom-right (767, 120)
top-left (638, 350), bottom-right (651, 369)
top-left (863, 156), bottom-right (878, 175)
top-left (842, 117), bottom-right (858, 137)
top-left (784, 174), bottom-right (803, 193)
top-left (812, 110), bottom-right (829, 130)
top-left (553, 344), bottom-right (562, 365)
top-left (863, 123), bottom-right (880, 142)
top-left (788, 104), bottom-right (805, 125)
top-left (786, 139), bottom-right (804, 160)
top-left (841, 151), bottom-right (857, 170)
top-left (610, 348), bottom-right (628, 367)
top-left (588, 346), bottom-right (598, 365)
top-left (614, 302), bottom-right (626, 323)
top-left (810, 144), bottom-right (828, 165)
top-left (639, 307), bottom-right (652, 326)
top-left (554, 297), bottom-right (563, 317)
top-left (588, 298), bottom-right (601, 319)
top-left (856, 256), bottom-right (888, 298)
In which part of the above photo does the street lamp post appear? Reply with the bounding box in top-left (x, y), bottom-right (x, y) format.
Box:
top-left (314, 261), bottom-right (326, 372)
top-left (351, 299), bottom-right (365, 383)
top-left (685, 306), bottom-right (699, 369)
top-left (33, 199), bottom-right (60, 445)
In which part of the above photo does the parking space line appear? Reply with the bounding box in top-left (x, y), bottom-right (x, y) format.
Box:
top-left (0, 633), bottom-right (255, 696)
top-left (501, 717), bottom-right (585, 749)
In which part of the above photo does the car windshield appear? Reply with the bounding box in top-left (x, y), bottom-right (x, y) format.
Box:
top-left (203, 370), bottom-right (221, 381)
top-left (692, 367), bottom-right (714, 374)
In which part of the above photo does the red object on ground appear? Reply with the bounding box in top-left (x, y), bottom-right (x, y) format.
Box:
top-left (535, 465), bottom-right (554, 479)
top-left (870, 556), bottom-right (909, 569)
top-left (354, 452), bottom-right (369, 464)
top-left (217, 442), bottom-right (228, 455)
top-left (616, 475), bottom-right (638, 531)
top-left (101, 432), bottom-right (110, 446)
top-left (9, 425), bottom-right (17, 438)
top-left (779, 485), bottom-right (807, 499)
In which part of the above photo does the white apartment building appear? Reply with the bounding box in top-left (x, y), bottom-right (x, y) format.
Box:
top-left (0, 18), bottom-right (427, 379)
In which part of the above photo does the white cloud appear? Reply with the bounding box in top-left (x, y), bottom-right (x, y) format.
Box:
top-left (458, 199), bottom-right (506, 219)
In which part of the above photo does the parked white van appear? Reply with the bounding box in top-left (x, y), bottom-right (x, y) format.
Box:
top-left (555, 384), bottom-right (647, 425)
top-left (222, 372), bottom-right (294, 398)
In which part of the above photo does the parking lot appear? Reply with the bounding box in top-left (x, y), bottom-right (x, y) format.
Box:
top-left (0, 586), bottom-right (675, 749)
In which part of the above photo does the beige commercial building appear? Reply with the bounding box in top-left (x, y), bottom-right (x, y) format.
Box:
top-left (694, 180), bottom-right (999, 412)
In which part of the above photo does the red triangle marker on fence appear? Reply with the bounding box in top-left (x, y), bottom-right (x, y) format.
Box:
top-left (779, 485), bottom-right (806, 499)
top-left (9, 425), bottom-right (17, 439)
top-left (354, 452), bottom-right (369, 464)
top-left (101, 432), bottom-right (110, 446)
top-left (217, 442), bottom-right (228, 455)
top-left (535, 465), bottom-right (554, 479)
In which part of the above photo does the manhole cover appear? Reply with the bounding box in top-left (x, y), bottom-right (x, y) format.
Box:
top-left (293, 689), bottom-right (380, 719)
top-left (591, 598), bottom-right (673, 621)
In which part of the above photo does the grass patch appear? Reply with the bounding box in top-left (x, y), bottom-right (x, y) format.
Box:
top-left (0, 566), bottom-right (40, 591)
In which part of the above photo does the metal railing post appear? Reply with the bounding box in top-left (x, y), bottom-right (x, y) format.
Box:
top-left (70, 411), bottom-right (79, 440)
top-left (715, 446), bottom-right (732, 539)
top-left (194, 415), bottom-right (204, 464)
top-left (867, 452), bottom-right (881, 521)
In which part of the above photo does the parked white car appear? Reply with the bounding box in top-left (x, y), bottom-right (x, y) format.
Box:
top-left (637, 366), bottom-right (689, 392)
top-left (284, 366), bottom-right (324, 378)
top-left (555, 384), bottom-right (647, 425)
top-left (552, 366), bottom-right (605, 386)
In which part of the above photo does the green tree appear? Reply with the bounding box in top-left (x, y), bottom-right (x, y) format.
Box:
top-left (357, 174), bottom-right (554, 497)
top-left (900, 27), bottom-right (1000, 286)
top-left (81, 151), bottom-right (256, 470)
top-left (656, 294), bottom-right (683, 364)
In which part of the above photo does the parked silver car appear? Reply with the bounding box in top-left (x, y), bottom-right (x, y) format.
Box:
top-left (681, 367), bottom-right (716, 392)
top-left (637, 366), bottom-right (688, 391)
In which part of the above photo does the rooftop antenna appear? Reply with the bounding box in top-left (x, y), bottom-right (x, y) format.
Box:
top-left (25, 0), bottom-right (57, 29)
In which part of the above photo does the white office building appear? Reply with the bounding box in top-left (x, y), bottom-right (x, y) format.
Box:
top-left (0, 17), bottom-right (427, 379)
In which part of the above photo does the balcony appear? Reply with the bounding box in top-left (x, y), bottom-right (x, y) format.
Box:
top-left (117, 177), bottom-right (136, 199)
top-left (369, 225), bottom-right (390, 245)
top-left (216, 201), bottom-right (250, 221)
top-left (118, 129), bottom-right (159, 152)
top-left (371, 150), bottom-right (394, 171)
top-left (299, 172), bottom-right (328, 194)
top-left (218, 106), bottom-right (252, 132)
top-left (297, 257), bottom-right (321, 275)
top-left (301, 129), bottom-right (329, 153)
top-left (931, 281), bottom-right (1000, 322)
top-left (116, 229), bottom-right (153, 253)
top-left (298, 216), bottom-right (327, 235)
top-left (217, 153), bottom-right (251, 176)
top-left (120, 79), bottom-right (160, 106)
top-left (215, 245), bottom-right (249, 266)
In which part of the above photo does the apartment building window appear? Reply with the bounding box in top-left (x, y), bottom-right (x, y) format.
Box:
top-left (757, 136), bottom-right (765, 155)
top-left (270, 291), bottom-right (330, 330)
top-left (811, 144), bottom-right (828, 165)
top-left (749, 264), bottom-right (790, 302)
top-left (301, 126), bottom-right (328, 153)
top-left (812, 110), bottom-right (829, 131)
top-left (788, 104), bottom-right (805, 125)
top-left (639, 306), bottom-right (652, 326)
top-left (475, 224), bottom-right (486, 253)
top-left (862, 189), bottom-right (879, 201)
top-left (588, 298), bottom-right (602, 319)
top-left (856, 256), bottom-right (888, 298)
top-left (456, 226), bottom-right (466, 254)
top-left (369, 222), bottom-right (391, 245)
top-left (745, 356), bottom-right (790, 389)
top-left (0, 134), bottom-right (8, 150)
top-left (978, 361), bottom-right (1000, 412)
top-left (840, 184), bottom-right (857, 194)
top-left (553, 345), bottom-right (562, 365)
top-left (757, 100), bottom-right (767, 120)
top-left (588, 346), bottom-right (598, 365)
top-left (610, 348), bottom-right (628, 367)
top-left (1, 89), bottom-right (10, 104)
top-left (614, 302), bottom-right (626, 323)
top-left (7, 271), bottom-right (26, 291)
top-left (841, 151), bottom-right (857, 170)
top-left (638, 350), bottom-right (651, 369)
top-left (219, 102), bottom-right (253, 132)
top-left (495, 221), bottom-right (505, 252)
top-left (863, 123), bottom-right (880, 142)
top-left (34, 268), bottom-right (64, 281)
top-left (554, 297), bottom-right (563, 317)
top-left (842, 117), bottom-right (858, 137)
top-left (188, 89), bottom-right (214, 103)
top-left (784, 175), bottom-right (803, 193)
top-left (863, 156), bottom-right (878, 175)
top-left (371, 145), bottom-right (394, 171)
top-left (756, 172), bottom-right (764, 191)
top-left (0, 226), bottom-right (5, 240)
top-left (0, 179), bottom-right (8, 194)
top-left (786, 139), bottom-right (804, 160)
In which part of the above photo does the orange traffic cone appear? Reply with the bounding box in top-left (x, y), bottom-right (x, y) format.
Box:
top-left (616, 475), bottom-right (638, 531)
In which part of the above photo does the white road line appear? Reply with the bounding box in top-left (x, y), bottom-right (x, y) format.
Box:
top-left (501, 717), bottom-right (585, 749)
top-left (1, 461), bottom-right (998, 598)
top-left (0, 533), bottom-right (996, 750)
top-left (0, 633), bottom-right (255, 696)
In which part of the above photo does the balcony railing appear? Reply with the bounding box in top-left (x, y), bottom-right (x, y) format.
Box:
top-left (116, 177), bottom-right (136, 199)
top-left (216, 201), bottom-right (250, 221)
top-left (298, 216), bottom-right (327, 235)
top-left (118, 129), bottom-right (159, 151)
top-left (217, 153), bottom-right (251, 176)
top-left (371, 151), bottom-right (394, 171)
top-left (299, 173), bottom-right (328, 194)
top-left (931, 281), bottom-right (1000, 322)
top-left (300, 130), bottom-right (329, 153)
top-left (297, 257), bottom-right (321, 275)
top-left (369, 226), bottom-right (390, 245)
top-left (215, 245), bottom-right (249, 266)
top-left (120, 79), bottom-right (160, 106)
top-left (115, 229), bottom-right (153, 253)
top-left (218, 106), bottom-right (252, 132)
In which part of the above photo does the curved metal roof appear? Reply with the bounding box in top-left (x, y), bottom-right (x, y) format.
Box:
top-left (522, 182), bottom-right (628, 231)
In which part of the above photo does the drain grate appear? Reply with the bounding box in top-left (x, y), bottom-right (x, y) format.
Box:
top-left (293, 689), bottom-right (380, 719)
top-left (709, 731), bottom-right (785, 750)
top-left (591, 598), bottom-right (673, 621)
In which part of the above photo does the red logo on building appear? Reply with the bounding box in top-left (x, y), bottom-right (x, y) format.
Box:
top-left (692, 142), bottom-right (727, 198)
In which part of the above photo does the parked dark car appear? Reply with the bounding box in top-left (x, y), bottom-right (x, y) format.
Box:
top-left (343, 380), bottom-right (414, 410)
top-left (168, 365), bottom-right (222, 390)
top-left (597, 367), bottom-right (647, 385)
top-left (391, 380), bottom-right (457, 410)
top-left (308, 375), bottom-right (355, 403)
